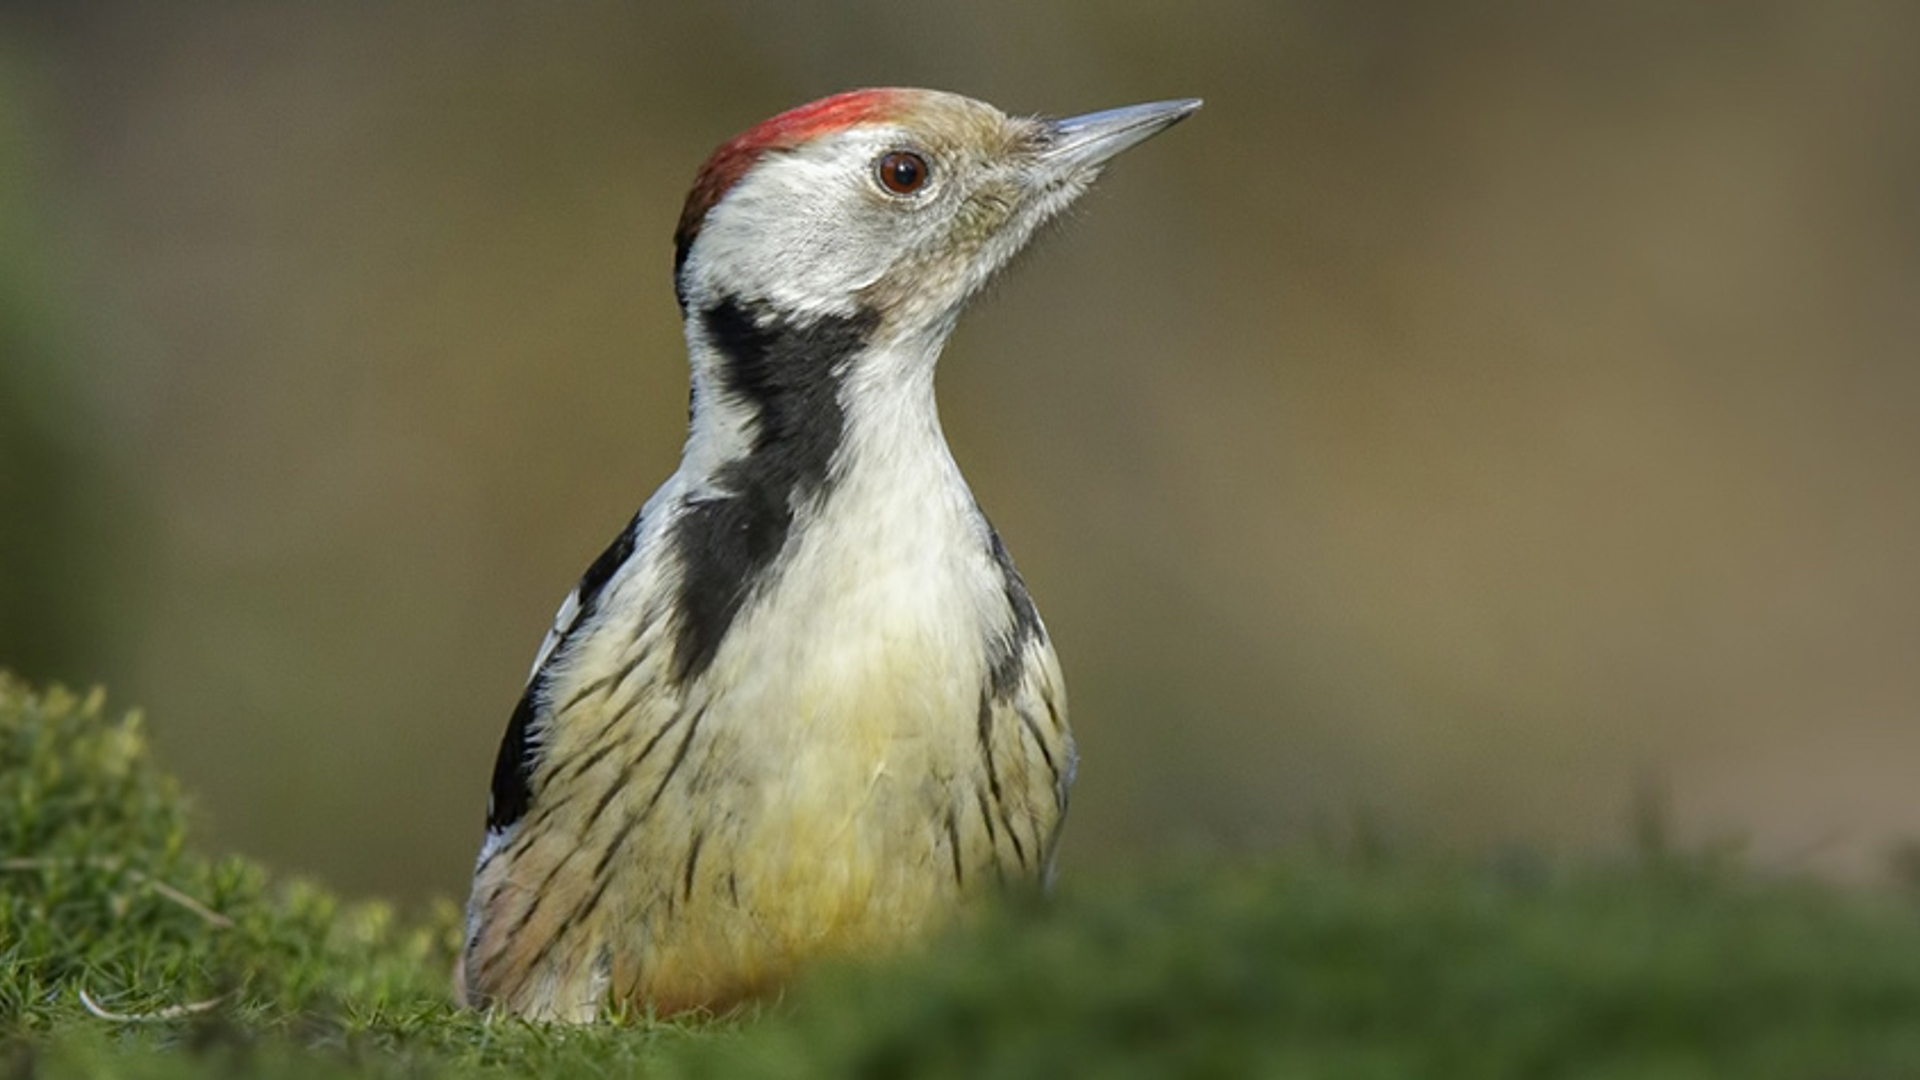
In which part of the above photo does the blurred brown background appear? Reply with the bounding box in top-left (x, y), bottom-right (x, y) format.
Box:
top-left (3, 2), bottom-right (1918, 902)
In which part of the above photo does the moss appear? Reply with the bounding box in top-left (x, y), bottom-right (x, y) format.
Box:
top-left (0, 675), bottom-right (459, 1043)
top-left (7, 671), bottom-right (1920, 1078)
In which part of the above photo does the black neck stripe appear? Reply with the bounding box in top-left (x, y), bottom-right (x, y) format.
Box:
top-left (668, 296), bottom-right (879, 685)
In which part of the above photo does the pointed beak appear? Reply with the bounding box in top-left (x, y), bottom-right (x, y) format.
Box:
top-left (1037, 98), bottom-right (1203, 175)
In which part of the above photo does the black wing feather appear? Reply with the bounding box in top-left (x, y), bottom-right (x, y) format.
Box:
top-left (484, 513), bottom-right (641, 832)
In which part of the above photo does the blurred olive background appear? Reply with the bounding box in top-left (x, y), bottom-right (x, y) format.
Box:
top-left (3, 2), bottom-right (1918, 902)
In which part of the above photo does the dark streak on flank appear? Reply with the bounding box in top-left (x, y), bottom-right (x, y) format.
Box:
top-left (1016, 704), bottom-right (1060, 789)
top-left (507, 787), bottom-right (583, 862)
top-left (556, 672), bottom-right (616, 718)
top-left (980, 788), bottom-right (1010, 886)
top-left (554, 739), bottom-right (619, 789)
top-left (977, 693), bottom-right (1005, 816)
top-left (580, 705), bottom-right (708, 897)
top-left (978, 692), bottom-right (1030, 870)
top-left (591, 810), bottom-right (645, 885)
top-left (682, 831), bottom-right (705, 901)
top-left (646, 705), bottom-right (708, 813)
top-left (565, 873), bottom-right (616, 943)
top-left (562, 643), bottom-right (644, 715)
top-left (587, 710), bottom-right (686, 831)
top-left (485, 512), bottom-right (642, 833)
top-left (975, 783), bottom-right (999, 849)
top-left (668, 297), bottom-right (879, 685)
top-left (1000, 800), bottom-right (1028, 869)
top-left (557, 657), bottom-right (659, 777)
top-left (481, 843), bottom-right (588, 982)
top-left (559, 599), bottom-right (664, 714)
top-left (983, 527), bottom-right (1044, 699)
top-left (945, 808), bottom-right (964, 887)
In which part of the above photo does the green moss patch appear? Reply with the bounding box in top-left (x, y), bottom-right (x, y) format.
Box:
top-left (6, 673), bottom-right (1920, 1079)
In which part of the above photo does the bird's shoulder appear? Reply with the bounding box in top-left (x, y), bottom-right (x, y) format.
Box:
top-left (977, 521), bottom-right (1073, 812)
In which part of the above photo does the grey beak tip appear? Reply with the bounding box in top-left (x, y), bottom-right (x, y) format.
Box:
top-left (1042, 96), bottom-right (1204, 169)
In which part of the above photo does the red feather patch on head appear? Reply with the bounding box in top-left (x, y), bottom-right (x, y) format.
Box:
top-left (673, 89), bottom-right (904, 280)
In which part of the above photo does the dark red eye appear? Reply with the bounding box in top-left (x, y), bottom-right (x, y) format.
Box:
top-left (876, 150), bottom-right (929, 195)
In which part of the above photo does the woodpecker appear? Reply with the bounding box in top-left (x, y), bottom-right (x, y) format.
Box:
top-left (462, 88), bottom-right (1199, 1021)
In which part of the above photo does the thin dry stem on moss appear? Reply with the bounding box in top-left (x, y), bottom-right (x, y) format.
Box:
top-left (1, 856), bottom-right (235, 929)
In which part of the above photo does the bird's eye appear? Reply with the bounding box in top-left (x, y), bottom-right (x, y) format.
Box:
top-left (876, 150), bottom-right (929, 195)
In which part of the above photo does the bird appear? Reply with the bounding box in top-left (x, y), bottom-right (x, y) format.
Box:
top-left (461, 87), bottom-right (1199, 1021)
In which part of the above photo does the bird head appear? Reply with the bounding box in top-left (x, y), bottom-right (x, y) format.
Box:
top-left (672, 88), bottom-right (1201, 347)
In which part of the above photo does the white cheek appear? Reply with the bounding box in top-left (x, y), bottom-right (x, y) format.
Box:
top-left (688, 155), bottom-right (895, 316)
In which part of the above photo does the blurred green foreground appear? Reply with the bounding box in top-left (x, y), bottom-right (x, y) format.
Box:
top-left (6, 674), bottom-right (1920, 1079)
